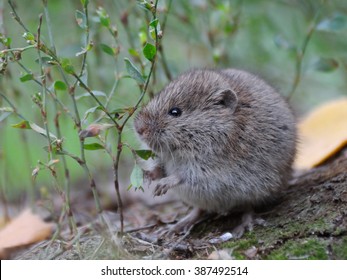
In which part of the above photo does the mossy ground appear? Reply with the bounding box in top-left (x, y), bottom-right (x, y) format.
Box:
top-left (11, 156), bottom-right (347, 260)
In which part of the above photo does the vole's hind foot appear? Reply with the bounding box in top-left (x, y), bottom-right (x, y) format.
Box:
top-left (231, 212), bottom-right (266, 239)
top-left (156, 208), bottom-right (205, 238)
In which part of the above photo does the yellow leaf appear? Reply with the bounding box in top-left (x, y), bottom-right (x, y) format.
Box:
top-left (294, 98), bottom-right (347, 169)
top-left (0, 209), bottom-right (54, 257)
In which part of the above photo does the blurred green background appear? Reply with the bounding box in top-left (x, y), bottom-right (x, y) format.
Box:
top-left (0, 0), bottom-right (346, 202)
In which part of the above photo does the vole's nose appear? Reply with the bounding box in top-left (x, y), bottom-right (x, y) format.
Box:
top-left (134, 118), bottom-right (147, 136)
top-left (136, 125), bottom-right (145, 136)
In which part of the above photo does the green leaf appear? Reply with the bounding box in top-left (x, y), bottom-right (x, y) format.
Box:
top-left (124, 58), bottom-right (145, 84)
top-left (149, 18), bottom-right (159, 28)
top-left (137, 0), bottom-right (153, 12)
top-left (82, 106), bottom-right (102, 122)
top-left (83, 143), bottom-right (105, 150)
top-left (22, 32), bottom-right (35, 42)
top-left (100, 43), bottom-right (115, 56)
top-left (61, 58), bottom-right (75, 74)
top-left (128, 48), bottom-right (139, 57)
top-left (75, 10), bottom-right (87, 29)
top-left (30, 122), bottom-right (57, 140)
top-left (0, 35), bottom-right (12, 47)
top-left (96, 7), bottom-right (111, 27)
top-left (135, 149), bottom-right (155, 160)
top-left (130, 164), bottom-right (143, 189)
top-left (143, 43), bottom-right (156, 61)
top-left (138, 31), bottom-right (147, 45)
top-left (317, 13), bottom-right (347, 32)
top-left (81, 0), bottom-right (89, 7)
top-left (312, 58), bottom-right (339, 72)
top-left (13, 120), bottom-right (58, 139)
top-left (54, 80), bottom-right (68, 91)
top-left (149, 19), bottom-right (161, 40)
top-left (19, 73), bottom-right (34, 82)
top-left (76, 90), bottom-right (107, 100)
top-left (12, 120), bottom-right (31, 129)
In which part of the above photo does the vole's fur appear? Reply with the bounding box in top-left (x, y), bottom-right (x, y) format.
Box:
top-left (134, 69), bottom-right (296, 232)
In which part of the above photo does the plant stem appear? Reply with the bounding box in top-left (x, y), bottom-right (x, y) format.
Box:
top-left (286, 2), bottom-right (325, 100)
top-left (111, 0), bottom-right (160, 234)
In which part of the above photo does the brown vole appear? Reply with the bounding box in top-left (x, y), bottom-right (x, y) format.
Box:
top-left (134, 68), bottom-right (296, 236)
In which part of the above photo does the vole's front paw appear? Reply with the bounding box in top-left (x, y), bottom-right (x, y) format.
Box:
top-left (153, 182), bottom-right (171, 196)
top-left (152, 175), bottom-right (180, 197)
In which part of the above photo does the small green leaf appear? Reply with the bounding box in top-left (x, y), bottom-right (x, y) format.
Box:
top-left (138, 31), bottom-right (147, 45)
top-left (100, 43), bottom-right (115, 56)
top-left (317, 13), bottom-right (347, 32)
top-left (61, 58), bottom-right (75, 74)
top-left (128, 48), bottom-right (139, 57)
top-left (130, 164), bottom-right (143, 189)
top-left (22, 32), bottom-right (35, 42)
top-left (149, 19), bottom-right (161, 40)
top-left (312, 58), bottom-right (339, 72)
top-left (143, 43), bottom-right (156, 61)
top-left (82, 106), bottom-right (102, 122)
top-left (81, 0), bottom-right (89, 7)
top-left (124, 57), bottom-right (145, 84)
top-left (12, 120), bottom-right (31, 129)
top-left (135, 149), bottom-right (155, 160)
top-left (83, 143), bottom-right (105, 150)
top-left (96, 7), bottom-right (111, 27)
top-left (0, 35), bottom-right (12, 47)
top-left (75, 10), bottom-right (87, 29)
top-left (149, 18), bottom-right (159, 28)
top-left (137, 0), bottom-right (153, 12)
top-left (54, 80), bottom-right (68, 91)
top-left (19, 73), bottom-right (34, 82)
top-left (30, 122), bottom-right (57, 140)
top-left (76, 90), bottom-right (107, 100)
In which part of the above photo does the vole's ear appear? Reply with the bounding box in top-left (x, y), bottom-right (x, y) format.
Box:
top-left (215, 89), bottom-right (238, 114)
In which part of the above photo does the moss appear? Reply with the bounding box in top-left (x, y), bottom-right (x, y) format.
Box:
top-left (332, 237), bottom-right (347, 259)
top-left (222, 232), bottom-right (258, 259)
top-left (266, 238), bottom-right (328, 260)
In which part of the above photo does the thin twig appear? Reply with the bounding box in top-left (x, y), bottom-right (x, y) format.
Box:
top-left (286, 2), bottom-right (325, 100)
top-left (8, 0), bottom-right (29, 32)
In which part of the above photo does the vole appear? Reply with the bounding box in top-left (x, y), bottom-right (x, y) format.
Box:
top-left (134, 68), bottom-right (296, 237)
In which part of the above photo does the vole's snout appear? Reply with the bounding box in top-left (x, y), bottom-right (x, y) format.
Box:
top-left (134, 118), bottom-right (146, 136)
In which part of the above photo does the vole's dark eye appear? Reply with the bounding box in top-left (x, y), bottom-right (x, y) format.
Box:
top-left (168, 107), bottom-right (182, 117)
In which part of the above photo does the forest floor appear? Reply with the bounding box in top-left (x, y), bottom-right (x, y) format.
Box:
top-left (8, 151), bottom-right (347, 260)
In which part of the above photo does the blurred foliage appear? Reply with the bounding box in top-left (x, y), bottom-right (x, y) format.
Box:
top-left (0, 0), bottom-right (347, 203)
